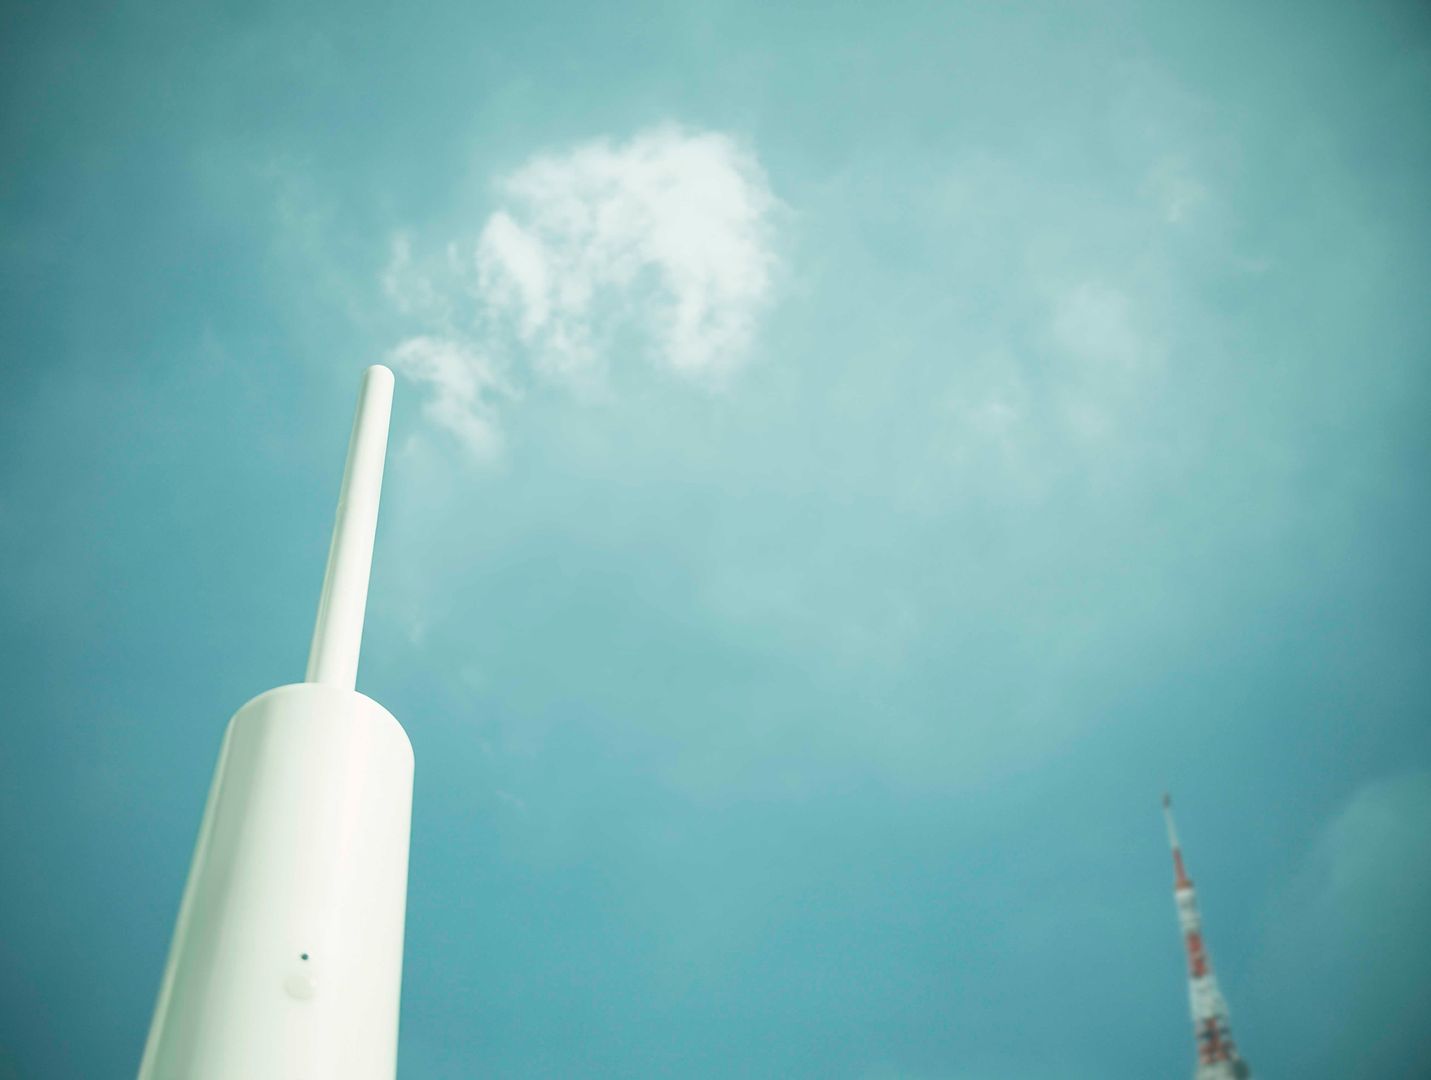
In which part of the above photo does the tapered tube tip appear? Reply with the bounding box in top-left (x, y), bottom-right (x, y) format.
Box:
top-left (305, 367), bottom-right (395, 690)
top-left (366, 363), bottom-right (395, 390)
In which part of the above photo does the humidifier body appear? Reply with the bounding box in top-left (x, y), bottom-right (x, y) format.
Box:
top-left (138, 683), bottom-right (412, 1080)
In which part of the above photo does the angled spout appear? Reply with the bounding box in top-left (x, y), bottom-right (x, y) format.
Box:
top-left (305, 364), bottom-right (394, 690)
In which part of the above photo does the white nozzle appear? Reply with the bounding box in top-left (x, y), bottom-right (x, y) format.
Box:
top-left (305, 365), bottom-right (394, 690)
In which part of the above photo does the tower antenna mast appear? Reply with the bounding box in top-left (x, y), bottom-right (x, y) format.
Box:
top-left (1162, 794), bottom-right (1251, 1080)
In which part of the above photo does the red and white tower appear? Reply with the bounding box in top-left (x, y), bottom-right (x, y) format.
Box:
top-left (1162, 794), bottom-right (1251, 1080)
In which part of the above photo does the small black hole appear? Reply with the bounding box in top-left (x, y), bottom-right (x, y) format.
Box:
top-left (300, 953), bottom-right (309, 961)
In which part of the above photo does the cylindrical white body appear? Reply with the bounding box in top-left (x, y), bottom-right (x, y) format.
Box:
top-left (139, 683), bottom-right (413, 1080)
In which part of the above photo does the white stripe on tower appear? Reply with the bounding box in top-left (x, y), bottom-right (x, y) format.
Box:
top-left (1162, 794), bottom-right (1251, 1080)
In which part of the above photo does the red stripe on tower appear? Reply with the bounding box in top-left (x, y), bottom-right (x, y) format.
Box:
top-left (1161, 794), bottom-right (1252, 1080)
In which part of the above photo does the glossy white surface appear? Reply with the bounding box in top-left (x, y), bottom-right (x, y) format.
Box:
top-left (306, 364), bottom-right (394, 691)
top-left (139, 683), bottom-right (413, 1080)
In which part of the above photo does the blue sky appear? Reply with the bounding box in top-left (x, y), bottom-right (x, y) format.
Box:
top-left (2, 1), bottom-right (1430, 1076)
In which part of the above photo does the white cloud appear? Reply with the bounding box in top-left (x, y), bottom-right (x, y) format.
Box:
top-left (382, 231), bottom-right (452, 324)
top-left (1051, 281), bottom-right (1148, 373)
top-left (477, 211), bottom-right (553, 342)
top-left (1043, 280), bottom-right (1165, 447)
top-left (388, 336), bottom-right (511, 461)
top-left (940, 278), bottom-right (1160, 472)
top-left (386, 125), bottom-right (780, 457)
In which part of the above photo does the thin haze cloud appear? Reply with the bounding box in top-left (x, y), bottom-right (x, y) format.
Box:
top-left (386, 125), bottom-right (780, 458)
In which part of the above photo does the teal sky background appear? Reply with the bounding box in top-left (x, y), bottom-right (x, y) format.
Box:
top-left (3, 1), bottom-right (1430, 1077)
